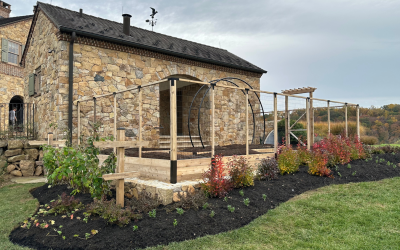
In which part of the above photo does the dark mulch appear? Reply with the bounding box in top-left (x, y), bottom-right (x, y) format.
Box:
top-left (100, 144), bottom-right (274, 160)
top-left (9, 153), bottom-right (400, 250)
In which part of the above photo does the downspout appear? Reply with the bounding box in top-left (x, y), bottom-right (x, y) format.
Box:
top-left (68, 32), bottom-right (76, 144)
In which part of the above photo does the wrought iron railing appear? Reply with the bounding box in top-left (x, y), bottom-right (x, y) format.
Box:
top-left (0, 103), bottom-right (35, 140)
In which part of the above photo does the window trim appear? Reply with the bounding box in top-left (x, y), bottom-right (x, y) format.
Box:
top-left (6, 39), bottom-right (22, 66)
top-left (34, 66), bottom-right (42, 96)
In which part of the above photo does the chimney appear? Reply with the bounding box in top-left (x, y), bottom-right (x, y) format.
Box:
top-left (0, 1), bottom-right (11, 18)
top-left (122, 14), bottom-right (131, 36)
top-left (79, 8), bottom-right (83, 17)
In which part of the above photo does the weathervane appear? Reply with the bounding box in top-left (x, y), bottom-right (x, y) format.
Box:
top-left (146, 7), bottom-right (158, 31)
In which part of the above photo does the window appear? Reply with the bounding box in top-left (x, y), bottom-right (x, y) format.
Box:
top-left (34, 67), bottom-right (41, 94)
top-left (1, 38), bottom-right (24, 65)
top-left (8, 41), bottom-right (20, 64)
top-left (28, 66), bottom-right (42, 97)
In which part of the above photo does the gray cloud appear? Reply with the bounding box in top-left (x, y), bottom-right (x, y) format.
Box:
top-left (11, 0), bottom-right (400, 107)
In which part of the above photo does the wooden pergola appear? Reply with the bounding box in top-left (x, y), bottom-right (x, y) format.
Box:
top-left (281, 87), bottom-right (317, 147)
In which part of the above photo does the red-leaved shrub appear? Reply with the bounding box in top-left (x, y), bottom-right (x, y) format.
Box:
top-left (313, 134), bottom-right (351, 166)
top-left (202, 154), bottom-right (233, 198)
top-left (308, 150), bottom-right (332, 178)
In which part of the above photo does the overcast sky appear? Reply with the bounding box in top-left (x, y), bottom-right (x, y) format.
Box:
top-left (12, 0), bottom-right (400, 108)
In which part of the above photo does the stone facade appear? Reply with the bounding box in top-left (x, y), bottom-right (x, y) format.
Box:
top-left (0, 18), bottom-right (32, 104)
top-left (23, 9), bottom-right (263, 147)
top-left (0, 3), bottom-right (11, 19)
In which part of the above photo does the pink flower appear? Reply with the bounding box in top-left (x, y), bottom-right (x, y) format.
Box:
top-left (44, 224), bottom-right (49, 228)
top-left (70, 215), bottom-right (74, 220)
top-left (36, 223), bottom-right (39, 227)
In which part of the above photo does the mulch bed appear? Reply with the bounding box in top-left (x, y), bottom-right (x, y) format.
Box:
top-left (9, 153), bottom-right (400, 250)
top-left (100, 144), bottom-right (274, 160)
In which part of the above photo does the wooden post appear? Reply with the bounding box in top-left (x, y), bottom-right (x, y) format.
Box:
top-left (327, 100), bottom-right (330, 135)
top-left (285, 96), bottom-right (290, 146)
top-left (138, 87), bottom-right (143, 158)
top-left (273, 93), bottom-right (278, 154)
top-left (48, 132), bottom-right (53, 146)
top-left (245, 88), bottom-right (249, 156)
top-left (211, 84), bottom-right (215, 157)
top-left (345, 103), bottom-right (348, 137)
top-left (356, 104), bottom-right (360, 138)
top-left (310, 92), bottom-right (314, 145)
top-left (116, 128), bottom-right (125, 207)
top-left (306, 98), bottom-right (310, 150)
top-left (169, 78), bottom-right (177, 184)
top-left (113, 93), bottom-right (117, 153)
top-left (77, 101), bottom-right (80, 145)
top-left (93, 97), bottom-right (97, 124)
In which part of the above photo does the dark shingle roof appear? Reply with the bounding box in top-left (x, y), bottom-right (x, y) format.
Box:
top-left (37, 2), bottom-right (266, 74)
top-left (0, 15), bottom-right (33, 27)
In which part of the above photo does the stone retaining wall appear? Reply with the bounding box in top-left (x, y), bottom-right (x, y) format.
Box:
top-left (0, 140), bottom-right (44, 177)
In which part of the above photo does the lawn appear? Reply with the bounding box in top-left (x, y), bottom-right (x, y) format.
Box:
top-left (2, 178), bottom-right (400, 250)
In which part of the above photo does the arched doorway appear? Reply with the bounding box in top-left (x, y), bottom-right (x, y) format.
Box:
top-left (9, 95), bottom-right (24, 128)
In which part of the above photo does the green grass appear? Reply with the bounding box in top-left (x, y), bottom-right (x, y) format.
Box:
top-left (372, 144), bottom-right (400, 147)
top-left (2, 179), bottom-right (400, 249)
top-left (0, 183), bottom-right (44, 250)
top-left (149, 177), bottom-right (400, 250)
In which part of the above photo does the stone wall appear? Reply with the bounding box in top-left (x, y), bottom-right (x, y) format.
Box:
top-left (0, 140), bottom-right (44, 177)
top-left (0, 18), bottom-right (32, 104)
top-left (24, 11), bottom-right (68, 140)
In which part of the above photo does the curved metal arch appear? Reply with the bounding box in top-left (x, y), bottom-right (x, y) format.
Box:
top-left (187, 77), bottom-right (266, 148)
top-left (209, 78), bottom-right (266, 143)
top-left (209, 77), bottom-right (266, 142)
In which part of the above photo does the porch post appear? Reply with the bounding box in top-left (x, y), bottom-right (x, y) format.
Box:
top-left (169, 78), bottom-right (178, 183)
top-left (273, 93), bottom-right (278, 154)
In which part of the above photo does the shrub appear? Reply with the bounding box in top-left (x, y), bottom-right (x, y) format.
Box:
top-left (313, 134), bottom-right (351, 166)
top-left (379, 145), bottom-right (400, 154)
top-left (348, 136), bottom-right (366, 160)
top-left (297, 143), bottom-right (311, 165)
top-left (277, 145), bottom-right (300, 174)
top-left (227, 155), bottom-right (254, 188)
top-left (361, 136), bottom-right (378, 145)
top-left (43, 126), bottom-right (117, 199)
top-left (308, 150), bottom-right (332, 178)
top-left (127, 190), bottom-right (162, 213)
top-left (87, 199), bottom-right (142, 227)
top-left (165, 191), bottom-right (208, 213)
top-left (256, 157), bottom-right (279, 180)
top-left (202, 154), bottom-right (233, 198)
top-left (49, 192), bottom-right (84, 214)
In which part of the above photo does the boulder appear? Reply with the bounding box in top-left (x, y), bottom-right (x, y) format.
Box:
top-left (36, 161), bottom-right (43, 166)
top-left (7, 164), bottom-right (16, 173)
top-left (10, 170), bottom-right (22, 177)
top-left (4, 149), bottom-right (22, 157)
top-left (173, 192), bottom-right (181, 202)
top-left (34, 166), bottom-right (43, 176)
top-left (20, 160), bottom-right (35, 176)
top-left (24, 149), bottom-right (39, 160)
top-left (0, 141), bottom-right (7, 148)
top-left (8, 155), bottom-right (27, 163)
top-left (8, 140), bottom-right (24, 150)
top-left (0, 160), bottom-right (6, 169)
top-left (39, 150), bottom-right (44, 161)
top-left (0, 155), bottom-right (6, 161)
top-left (0, 148), bottom-right (3, 156)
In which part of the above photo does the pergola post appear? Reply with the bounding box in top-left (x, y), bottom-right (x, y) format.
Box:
top-left (309, 92), bottom-right (314, 145)
top-left (211, 83), bottom-right (215, 157)
top-left (273, 93), bottom-right (278, 154)
top-left (77, 101), bottom-right (80, 145)
top-left (245, 88), bottom-right (249, 156)
top-left (116, 128), bottom-right (125, 207)
top-left (138, 87), bottom-right (143, 158)
top-left (48, 132), bottom-right (53, 146)
top-left (113, 93), bottom-right (117, 153)
top-left (306, 98), bottom-right (310, 150)
top-left (169, 78), bottom-right (178, 184)
top-left (285, 96), bottom-right (290, 146)
top-left (345, 103), bottom-right (348, 137)
top-left (327, 100), bottom-right (330, 135)
top-left (356, 104), bottom-right (360, 138)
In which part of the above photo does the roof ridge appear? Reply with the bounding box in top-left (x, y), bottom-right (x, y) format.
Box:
top-left (37, 1), bottom-right (228, 52)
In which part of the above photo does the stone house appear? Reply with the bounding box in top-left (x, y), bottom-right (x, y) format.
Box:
top-left (0, 1), bottom-right (32, 130)
top-left (21, 2), bottom-right (266, 146)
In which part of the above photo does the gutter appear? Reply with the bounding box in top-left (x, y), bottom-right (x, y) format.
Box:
top-left (68, 32), bottom-right (76, 144)
top-left (59, 26), bottom-right (267, 74)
